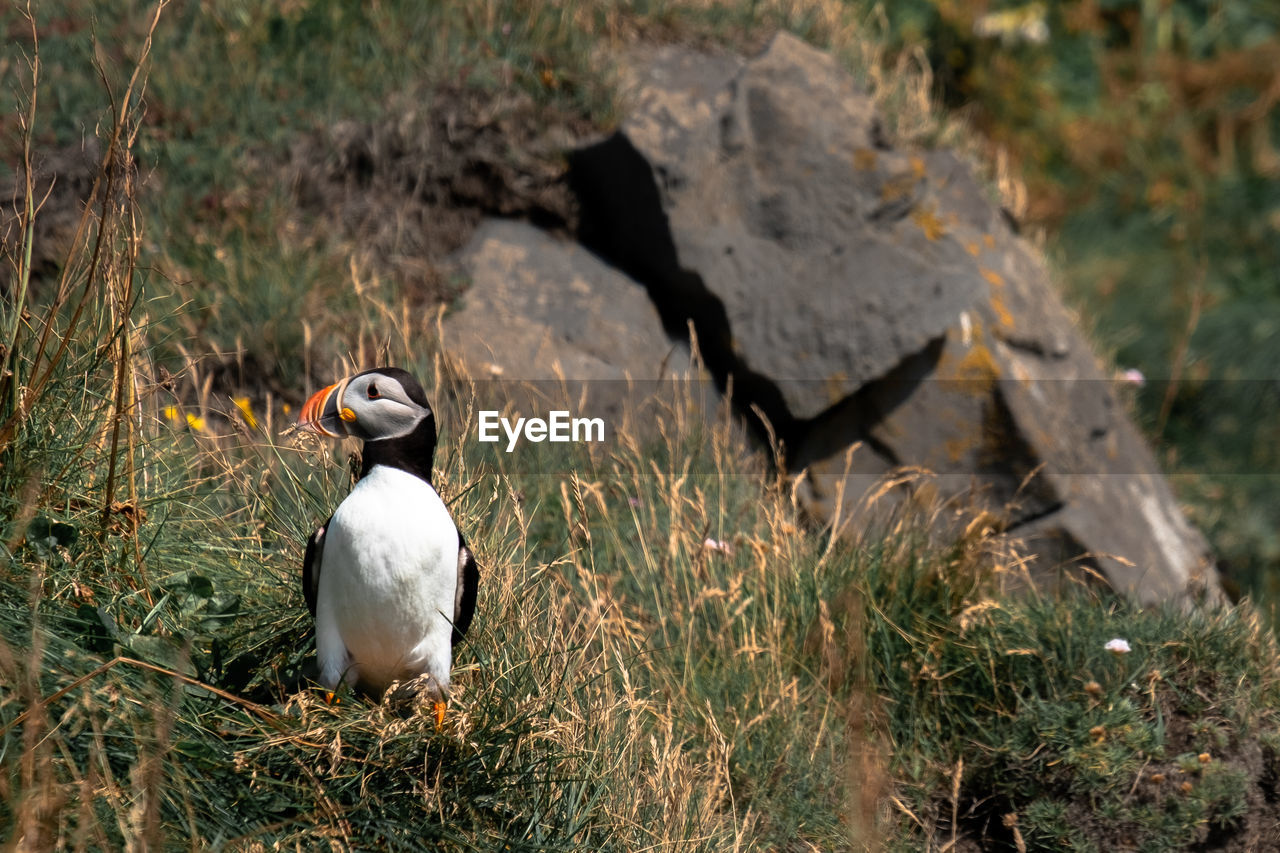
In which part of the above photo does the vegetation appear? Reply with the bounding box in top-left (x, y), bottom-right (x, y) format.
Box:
top-left (3, 1), bottom-right (1280, 850)
top-left (874, 0), bottom-right (1280, 599)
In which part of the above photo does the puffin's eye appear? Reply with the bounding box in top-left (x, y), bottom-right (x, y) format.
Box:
top-left (367, 384), bottom-right (380, 400)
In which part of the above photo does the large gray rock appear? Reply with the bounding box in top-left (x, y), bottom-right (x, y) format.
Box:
top-left (569, 33), bottom-right (1221, 605)
top-left (580, 35), bottom-right (982, 422)
top-left (441, 219), bottom-right (710, 430)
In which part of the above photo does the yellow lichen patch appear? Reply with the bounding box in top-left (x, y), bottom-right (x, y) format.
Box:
top-left (825, 370), bottom-right (850, 405)
top-left (911, 206), bottom-right (946, 241)
top-left (936, 327), bottom-right (1002, 399)
top-left (853, 148), bottom-right (877, 171)
top-left (944, 434), bottom-right (980, 464)
top-left (980, 267), bottom-right (1005, 288)
top-left (880, 176), bottom-right (913, 202)
top-left (955, 343), bottom-right (1001, 384)
top-left (990, 292), bottom-right (1015, 330)
top-left (983, 233), bottom-right (996, 249)
top-left (910, 155), bottom-right (926, 178)
top-left (965, 241), bottom-right (981, 256)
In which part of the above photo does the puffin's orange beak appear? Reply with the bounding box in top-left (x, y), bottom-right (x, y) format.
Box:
top-left (297, 379), bottom-right (349, 437)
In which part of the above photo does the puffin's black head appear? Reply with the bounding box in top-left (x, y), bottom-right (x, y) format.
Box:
top-left (298, 366), bottom-right (437, 481)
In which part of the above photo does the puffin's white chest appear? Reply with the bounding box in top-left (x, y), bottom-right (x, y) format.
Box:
top-left (319, 465), bottom-right (458, 687)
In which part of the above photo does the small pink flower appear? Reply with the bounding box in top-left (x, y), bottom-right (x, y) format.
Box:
top-left (702, 537), bottom-right (733, 556)
top-left (1119, 368), bottom-right (1146, 388)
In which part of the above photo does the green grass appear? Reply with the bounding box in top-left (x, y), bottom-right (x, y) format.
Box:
top-left (1056, 181), bottom-right (1280, 599)
top-left (870, 547), bottom-right (1280, 849)
top-left (5, 1), bottom-right (1280, 850)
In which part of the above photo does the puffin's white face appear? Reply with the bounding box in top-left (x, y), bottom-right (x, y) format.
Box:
top-left (298, 368), bottom-right (432, 442)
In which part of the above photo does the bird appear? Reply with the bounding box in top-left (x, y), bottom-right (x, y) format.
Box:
top-left (296, 366), bottom-right (478, 723)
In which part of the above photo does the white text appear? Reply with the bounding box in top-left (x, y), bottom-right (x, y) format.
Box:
top-left (478, 410), bottom-right (606, 452)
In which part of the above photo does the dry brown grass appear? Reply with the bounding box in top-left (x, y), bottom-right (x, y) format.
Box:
top-left (2, 259), bottom-right (888, 846)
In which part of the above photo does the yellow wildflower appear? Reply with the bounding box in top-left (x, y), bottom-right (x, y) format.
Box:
top-left (232, 396), bottom-right (258, 430)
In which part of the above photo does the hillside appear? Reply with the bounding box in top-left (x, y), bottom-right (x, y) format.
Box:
top-left (3, 2), bottom-right (1280, 850)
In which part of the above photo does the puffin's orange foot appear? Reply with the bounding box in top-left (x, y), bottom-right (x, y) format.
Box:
top-left (433, 700), bottom-right (447, 730)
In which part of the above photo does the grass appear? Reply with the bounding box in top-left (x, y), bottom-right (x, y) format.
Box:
top-left (853, 0), bottom-right (1280, 599)
top-left (872, 557), bottom-right (1280, 850)
top-left (4, 1), bottom-right (1280, 850)
top-left (0, 267), bottom-right (872, 846)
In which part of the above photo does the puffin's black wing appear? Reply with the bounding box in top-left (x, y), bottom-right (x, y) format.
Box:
top-left (452, 529), bottom-right (479, 646)
top-left (302, 518), bottom-right (330, 618)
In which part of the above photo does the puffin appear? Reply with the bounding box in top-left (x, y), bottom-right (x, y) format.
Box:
top-left (296, 366), bottom-right (478, 722)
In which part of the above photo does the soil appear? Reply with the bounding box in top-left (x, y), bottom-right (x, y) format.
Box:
top-left (0, 137), bottom-right (103, 297)
top-left (212, 83), bottom-right (595, 406)
top-left (283, 84), bottom-right (592, 309)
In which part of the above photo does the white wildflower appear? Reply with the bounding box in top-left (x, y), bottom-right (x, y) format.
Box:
top-left (1104, 638), bottom-right (1131, 655)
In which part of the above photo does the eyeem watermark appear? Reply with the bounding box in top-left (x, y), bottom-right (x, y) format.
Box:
top-left (478, 410), bottom-right (605, 452)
